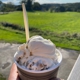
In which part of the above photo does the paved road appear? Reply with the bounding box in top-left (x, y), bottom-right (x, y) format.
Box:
top-left (0, 43), bottom-right (79, 80)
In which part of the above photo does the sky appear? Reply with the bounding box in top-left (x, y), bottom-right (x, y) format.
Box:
top-left (1, 0), bottom-right (80, 5)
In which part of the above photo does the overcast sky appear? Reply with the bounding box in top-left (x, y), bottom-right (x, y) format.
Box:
top-left (1, 0), bottom-right (80, 5)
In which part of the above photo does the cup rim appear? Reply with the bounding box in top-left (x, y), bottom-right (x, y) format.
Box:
top-left (14, 49), bottom-right (62, 73)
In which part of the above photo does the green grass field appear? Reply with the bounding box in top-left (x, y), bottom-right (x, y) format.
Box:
top-left (0, 11), bottom-right (80, 33)
top-left (0, 11), bottom-right (80, 50)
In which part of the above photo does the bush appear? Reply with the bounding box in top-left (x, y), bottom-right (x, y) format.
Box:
top-left (0, 22), bottom-right (24, 31)
top-left (72, 33), bottom-right (78, 38)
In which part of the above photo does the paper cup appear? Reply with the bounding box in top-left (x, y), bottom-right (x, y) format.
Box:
top-left (14, 49), bottom-right (62, 80)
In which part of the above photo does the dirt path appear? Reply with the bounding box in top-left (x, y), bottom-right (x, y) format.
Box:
top-left (0, 43), bottom-right (79, 80)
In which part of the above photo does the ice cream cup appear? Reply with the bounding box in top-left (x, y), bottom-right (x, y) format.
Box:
top-left (14, 49), bottom-right (62, 80)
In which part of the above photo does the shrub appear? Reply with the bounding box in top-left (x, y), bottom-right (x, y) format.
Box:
top-left (0, 22), bottom-right (24, 31)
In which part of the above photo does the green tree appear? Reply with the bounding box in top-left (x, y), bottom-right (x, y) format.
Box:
top-left (4, 2), bottom-right (15, 12)
top-left (0, 0), bottom-right (2, 4)
top-left (54, 7), bottom-right (60, 12)
top-left (16, 5), bottom-right (22, 11)
top-left (53, 6), bottom-right (65, 12)
top-left (33, 2), bottom-right (41, 11)
top-left (59, 6), bottom-right (65, 12)
top-left (26, 0), bottom-right (33, 11)
top-left (50, 7), bottom-right (54, 13)
top-left (21, 0), bottom-right (34, 11)
top-left (0, 0), bottom-right (3, 11)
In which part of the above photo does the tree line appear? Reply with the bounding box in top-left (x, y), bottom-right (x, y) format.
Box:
top-left (0, 0), bottom-right (80, 12)
top-left (0, 0), bottom-right (41, 12)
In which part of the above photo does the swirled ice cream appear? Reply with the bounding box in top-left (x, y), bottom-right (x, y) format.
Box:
top-left (15, 35), bottom-right (59, 71)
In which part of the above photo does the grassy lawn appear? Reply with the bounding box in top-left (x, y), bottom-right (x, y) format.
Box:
top-left (0, 11), bottom-right (80, 33)
top-left (0, 26), bottom-right (26, 43)
top-left (0, 11), bottom-right (80, 50)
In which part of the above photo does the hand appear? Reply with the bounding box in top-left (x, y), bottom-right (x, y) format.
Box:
top-left (8, 63), bottom-right (21, 80)
top-left (8, 63), bottom-right (62, 80)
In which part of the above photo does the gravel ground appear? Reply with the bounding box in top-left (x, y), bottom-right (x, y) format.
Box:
top-left (0, 43), bottom-right (79, 80)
